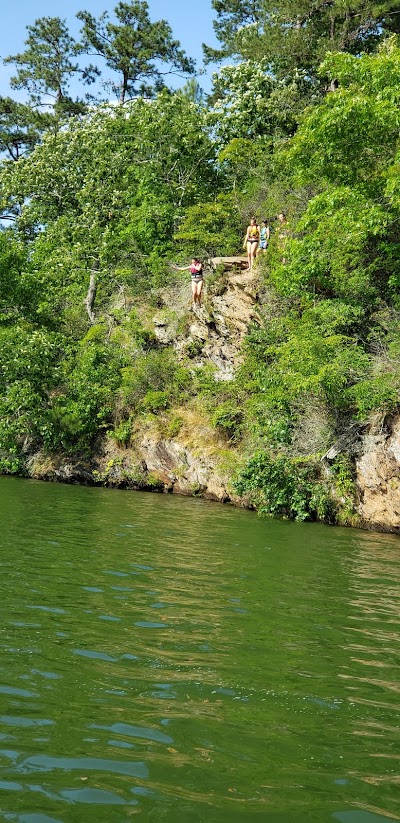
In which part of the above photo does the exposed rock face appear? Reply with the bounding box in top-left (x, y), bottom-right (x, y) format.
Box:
top-left (27, 409), bottom-right (241, 504)
top-left (356, 417), bottom-right (400, 531)
top-left (136, 434), bottom-right (232, 501)
top-left (152, 312), bottom-right (177, 344)
top-left (110, 408), bottom-right (240, 502)
top-left (154, 270), bottom-right (261, 381)
top-left (200, 271), bottom-right (261, 380)
top-left (25, 414), bottom-right (400, 531)
top-left (26, 453), bottom-right (94, 485)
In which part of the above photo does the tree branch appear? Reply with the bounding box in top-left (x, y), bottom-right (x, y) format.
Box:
top-left (84, 271), bottom-right (97, 323)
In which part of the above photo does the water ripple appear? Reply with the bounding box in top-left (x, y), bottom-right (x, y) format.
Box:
top-left (0, 477), bottom-right (398, 821)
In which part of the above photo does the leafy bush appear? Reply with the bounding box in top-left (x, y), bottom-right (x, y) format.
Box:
top-left (234, 452), bottom-right (335, 522)
top-left (175, 193), bottom-right (242, 257)
top-left (347, 373), bottom-right (400, 420)
top-left (141, 390), bottom-right (170, 413)
top-left (119, 348), bottom-right (191, 416)
top-left (185, 339), bottom-right (204, 359)
top-left (45, 335), bottom-right (127, 454)
top-left (239, 316), bottom-right (371, 432)
top-left (0, 325), bottom-right (59, 456)
top-left (211, 402), bottom-right (244, 441)
top-left (165, 415), bottom-right (184, 437)
top-left (111, 418), bottom-right (133, 446)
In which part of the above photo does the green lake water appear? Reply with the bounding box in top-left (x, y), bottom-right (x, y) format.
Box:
top-left (0, 476), bottom-right (399, 823)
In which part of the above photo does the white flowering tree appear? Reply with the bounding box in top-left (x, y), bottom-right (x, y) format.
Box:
top-left (209, 60), bottom-right (276, 145)
top-left (0, 90), bottom-right (218, 319)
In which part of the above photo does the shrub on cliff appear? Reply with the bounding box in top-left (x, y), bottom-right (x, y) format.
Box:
top-left (234, 452), bottom-right (335, 522)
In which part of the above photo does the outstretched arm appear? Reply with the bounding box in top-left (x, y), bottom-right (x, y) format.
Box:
top-left (172, 264), bottom-right (190, 271)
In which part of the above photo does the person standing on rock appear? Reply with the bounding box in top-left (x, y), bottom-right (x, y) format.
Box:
top-left (257, 219), bottom-right (270, 258)
top-left (243, 218), bottom-right (260, 271)
top-left (172, 258), bottom-right (204, 307)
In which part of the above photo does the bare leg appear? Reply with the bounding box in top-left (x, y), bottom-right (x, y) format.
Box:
top-left (246, 241), bottom-right (252, 271)
top-left (249, 242), bottom-right (257, 270)
top-left (196, 280), bottom-right (203, 306)
top-left (191, 280), bottom-right (197, 307)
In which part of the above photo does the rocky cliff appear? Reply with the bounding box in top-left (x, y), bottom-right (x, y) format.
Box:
top-left (28, 265), bottom-right (260, 505)
top-left (356, 418), bottom-right (400, 532)
top-left (153, 268), bottom-right (261, 380)
top-left (25, 266), bottom-right (400, 534)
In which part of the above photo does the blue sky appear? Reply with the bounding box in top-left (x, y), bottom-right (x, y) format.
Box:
top-left (0, 0), bottom-right (218, 100)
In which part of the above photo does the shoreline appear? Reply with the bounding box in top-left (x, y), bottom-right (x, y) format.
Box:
top-left (5, 456), bottom-right (400, 537)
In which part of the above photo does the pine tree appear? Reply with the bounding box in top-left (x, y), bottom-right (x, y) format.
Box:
top-left (0, 98), bottom-right (50, 161)
top-left (204, 0), bottom-right (400, 84)
top-left (4, 17), bottom-right (99, 114)
top-left (77, 0), bottom-right (195, 104)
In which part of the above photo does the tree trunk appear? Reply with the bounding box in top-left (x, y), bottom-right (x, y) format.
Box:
top-left (84, 272), bottom-right (97, 323)
top-left (120, 72), bottom-right (128, 104)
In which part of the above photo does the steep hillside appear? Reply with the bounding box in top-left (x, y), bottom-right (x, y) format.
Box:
top-left (24, 265), bottom-right (400, 533)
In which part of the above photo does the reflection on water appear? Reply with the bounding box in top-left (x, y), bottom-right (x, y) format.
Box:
top-left (0, 476), bottom-right (399, 822)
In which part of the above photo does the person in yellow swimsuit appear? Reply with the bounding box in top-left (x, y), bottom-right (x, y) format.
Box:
top-left (243, 217), bottom-right (260, 271)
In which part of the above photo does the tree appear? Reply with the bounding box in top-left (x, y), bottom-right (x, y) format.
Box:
top-left (267, 40), bottom-right (400, 304)
top-left (203, 0), bottom-right (259, 63)
top-left (208, 59), bottom-right (305, 144)
top-left (0, 97), bottom-right (50, 161)
top-left (204, 0), bottom-right (400, 87)
top-left (0, 90), bottom-right (218, 325)
top-left (77, 0), bottom-right (195, 104)
top-left (4, 17), bottom-right (98, 114)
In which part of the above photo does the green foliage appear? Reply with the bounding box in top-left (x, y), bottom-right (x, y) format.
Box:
top-left (206, 265), bottom-right (229, 296)
top-left (0, 232), bottom-right (39, 321)
top-left (164, 414), bottom-right (184, 437)
top-left (0, 97), bottom-right (48, 161)
top-left (331, 454), bottom-right (356, 500)
top-left (0, 324), bottom-right (59, 454)
top-left (288, 46), bottom-right (400, 189)
top-left (192, 363), bottom-right (219, 399)
top-left (234, 452), bottom-right (335, 522)
top-left (45, 335), bottom-right (126, 453)
top-left (209, 60), bottom-right (307, 148)
top-left (185, 339), bottom-right (204, 359)
top-left (211, 401), bottom-right (244, 441)
top-left (0, 8), bottom-right (400, 529)
top-left (267, 188), bottom-right (390, 302)
top-left (77, 1), bottom-right (194, 103)
top-left (1, 91), bottom-right (218, 303)
top-left (0, 456), bottom-right (25, 475)
top-left (175, 193), bottom-right (242, 257)
top-left (347, 373), bottom-right (400, 420)
top-left (4, 16), bottom-right (97, 114)
top-left (218, 137), bottom-right (269, 189)
top-left (209, 60), bottom-right (277, 143)
top-left (329, 454), bottom-right (359, 524)
top-left (140, 389), bottom-right (170, 413)
top-left (205, 0), bottom-right (400, 89)
top-left (117, 309), bottom-right (156, 349)
top-left (241, 317), bottom-right (370, 429)
top-left (110, 417), bottom-right (133, 445)
top-left (119, 348), bottom-right (190, 416)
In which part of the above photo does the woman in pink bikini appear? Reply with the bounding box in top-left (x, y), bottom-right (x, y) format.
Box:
top-left (172, 258), bottom-right (204, 307)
